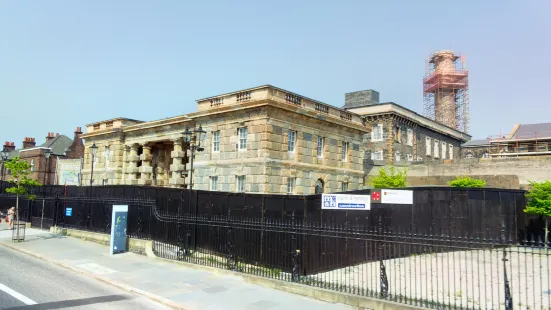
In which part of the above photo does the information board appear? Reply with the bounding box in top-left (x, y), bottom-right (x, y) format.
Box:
top-left (381, 189), bottom-right (413, 204)
top-left (65, 208), bottom-right (72, 217)
top-left (110, 205), bottom-right (128, 255)
top-left (321, 194), bottom-right (371, 210)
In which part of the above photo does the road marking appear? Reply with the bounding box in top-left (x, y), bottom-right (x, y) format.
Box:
top-left (0, 283), bottom-right (37, 305)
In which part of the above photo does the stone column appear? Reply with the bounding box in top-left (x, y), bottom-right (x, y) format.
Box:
top-left (138, 145), bottom-right (153, 185)
top-left (156, 148), bottom-right (167, 186)
top-left (125, 144), bottom-right (140, 185)
top-left (169, 139), bottom-right (186, 187)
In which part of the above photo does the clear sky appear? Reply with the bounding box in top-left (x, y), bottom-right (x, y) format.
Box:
top-left (1, 0), bottom-right (550, 148)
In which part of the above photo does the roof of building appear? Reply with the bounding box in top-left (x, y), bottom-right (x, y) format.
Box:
top-left (6, 149), bottom-right (19, 160)
top-left (8, 135), bottom-right (73, 159)
top-left (86, 117), bottom-right (144, 126)
top-left (461, 139), bottom-right (490, 147)
top-left (512, 122), bottom-right (551, 139)
top-left (40, 135), bottom-right (73, 155)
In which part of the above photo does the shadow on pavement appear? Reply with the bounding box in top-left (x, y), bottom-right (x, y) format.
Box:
top-left (22, 234), bottom-right (67, 243)
top-left (3, 294), bottom-right (132, 310)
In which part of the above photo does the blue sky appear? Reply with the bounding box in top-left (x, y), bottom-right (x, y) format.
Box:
top-left (1, 0), bottom-right (550, 148)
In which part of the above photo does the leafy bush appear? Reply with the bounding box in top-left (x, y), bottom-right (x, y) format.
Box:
top-left (524, 181), bottom-right (551, 246)
top-left (369, 166), bottom-right (407, 188)
top-left (448, 176), bottom-right (486, 188)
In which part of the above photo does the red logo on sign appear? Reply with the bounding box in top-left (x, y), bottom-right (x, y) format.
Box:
top-left (372, 192), bottom-right (381, 201)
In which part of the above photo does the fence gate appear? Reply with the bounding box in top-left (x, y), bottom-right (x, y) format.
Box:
top-left (30, 198), bottom-right (56, 231)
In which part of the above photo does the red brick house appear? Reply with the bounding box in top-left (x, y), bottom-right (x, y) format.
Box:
top-left (1, 127), bottom-right (84, 185)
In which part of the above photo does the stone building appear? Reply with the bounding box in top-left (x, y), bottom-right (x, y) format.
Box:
top-left (460, 139), bottom-right (492, 159)
top-left (343, 90), bottom-right (470, 165)
top-left (459, 122), bottom-right (551, 159)
top-left (1, 128), bottom-right (85, 185)
top-left (80, 85), bottom-right (470, 194)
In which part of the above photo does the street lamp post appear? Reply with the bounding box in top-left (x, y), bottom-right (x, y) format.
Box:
top-left (182, 126), bottom-right (206, 191)
top-left (43, 149), bottom-right (52, 185)
top-left (89, 143), bottom-right (98, 186)
top-left (182, 126), bottom-right (205, 254)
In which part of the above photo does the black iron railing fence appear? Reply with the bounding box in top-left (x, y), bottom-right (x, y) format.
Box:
top-left (2, 182), bottom-right (550, 309)
top-left (150, 206), bottom-right (550, 309)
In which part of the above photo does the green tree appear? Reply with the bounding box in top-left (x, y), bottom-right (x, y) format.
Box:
top-left (448, 176), bottom-right (486, 188)
top-left (369, 166), bottom-right (407, 188)
top-left (4, 156), bottom-right (41, 226)
top-left (524, 181), bottom-right (551, 246)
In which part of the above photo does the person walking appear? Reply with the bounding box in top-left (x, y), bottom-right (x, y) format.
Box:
top-left (7, 207), bottom-right (15, 230)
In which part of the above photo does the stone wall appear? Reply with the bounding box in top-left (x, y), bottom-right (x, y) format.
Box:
top-left (407, 175), bottom-right (520, 189)
top-left (371, 156), bottom-right (551, 189)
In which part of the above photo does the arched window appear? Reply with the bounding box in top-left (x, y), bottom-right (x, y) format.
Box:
top-left (465, 152), bottom-right (475, 159)
top-left (315, 179), bottom-right (324, 194)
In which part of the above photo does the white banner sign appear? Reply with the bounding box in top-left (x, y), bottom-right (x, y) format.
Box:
top-left (381, 189), bottom-right (413, 204)
top-left (322, 194), bottom-right (371, 210)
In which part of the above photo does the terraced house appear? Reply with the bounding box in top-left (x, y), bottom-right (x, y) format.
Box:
top-left (80, 85), bottom-right (469, 194)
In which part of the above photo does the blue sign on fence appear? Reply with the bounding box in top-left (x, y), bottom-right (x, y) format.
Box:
top-left (65, 207), bottom-right (72, 216)
top-left (110, 205), bottom-right (128, 255)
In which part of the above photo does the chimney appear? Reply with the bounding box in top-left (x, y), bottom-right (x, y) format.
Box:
top-left (46, 132), bottom-right (55, 142)
top-left (343, 89), bottom-right (380, 109)
top-left (22, 137), bottom-right (36, 149)
top-left (74, 127), bottom-right (83, 137)
top-left (3, 142), bottom-right (16, 152)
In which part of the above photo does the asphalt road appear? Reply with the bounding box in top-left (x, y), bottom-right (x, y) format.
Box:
top-left (0, 245), bottom-right (170, 310)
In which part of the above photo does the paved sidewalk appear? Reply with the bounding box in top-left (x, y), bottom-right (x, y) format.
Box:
top-left (0, 224), bottom-right (351, 310)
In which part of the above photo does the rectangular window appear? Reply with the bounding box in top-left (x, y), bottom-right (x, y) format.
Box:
top-left (103, 179), bottom-right (108, 186)
top-left (371, 150), bottom-right (383, 160)
top-left (105, 146), bottom-right (110, 168)
top-left (407, 129), bottom-right (413, 146)
top-left (394, 126), bottom-right (401, 142)
top-left (372, 124), bottom-right (383, 141)
top-left (236, 175), bottom-right (246, 193)
top-left (210, 176), bottom-right (218, 191)
top-left (449, 145), bottom-right (454, 160)
top-left (288, 130), bottom-right (296, 153)
top-left (442, 142), bottom-right (447, 159)
top-left (395, 152), bottom-right (401, 162)
top-left (426, 137), bottom-right (431, 156)
top-left (238, 127), bottom-right (248, 151)
top-left (341, 182), bottom-right (348, 192)
top-left (317, 136), bottom-right (324, 158)
top-left (407, 154), bottom-right (413, 161)
top-left (341, 142), bottom-right (349, 162)
top-left (434, 140), bottom-right (439, 158)
top-left (287, 177), bottom-right (296, 194)
top-left (30, 159), bottom-right (35, 172)
top-left (212, 131), bottom-right (220, 152)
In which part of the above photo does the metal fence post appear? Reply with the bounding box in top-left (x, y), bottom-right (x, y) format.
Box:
top-left (41, 199), bottom-right (45, 230)
top-left (501, 222), bottom-right (513, 310)
top-left (226, 208), bottom-right (237, 271)
top-left (379, 215), bottom-right (389, 298)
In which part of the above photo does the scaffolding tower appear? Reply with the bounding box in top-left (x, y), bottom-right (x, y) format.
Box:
top-left (423, 50), bottom-right (470, 133)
